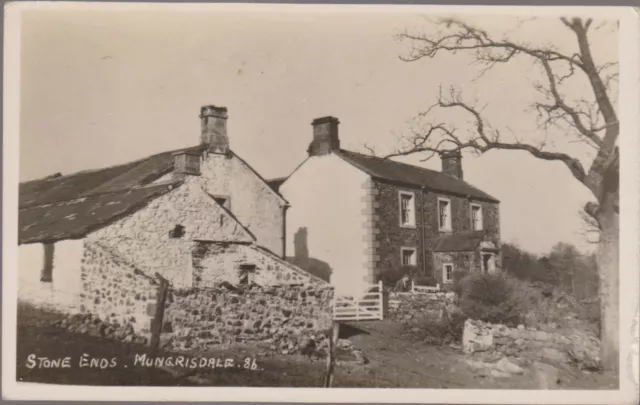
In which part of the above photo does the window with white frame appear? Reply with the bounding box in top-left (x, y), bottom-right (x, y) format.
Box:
top-left (438, 198), bottom-right (452, 231)
top-left (401, 247), bottom-right (417, 266)
top-left (399, 192), bottom-right (416, 227)
top-left (470, 203), bottom-right (483, 231)
top-left (443, 263), bottom-right (454, 283)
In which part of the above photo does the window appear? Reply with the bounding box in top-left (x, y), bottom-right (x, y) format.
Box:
top-left (238, 264), bottom-right (257, 285)
top-left (443, 263), bottom-right (454, 283)
top-left (401, 247), bottom-right (417, 266)
top-left (470, 203), bottom-right (483, 231)
top-left (399, 191), bottom-right (416, 227)
top-left (438, 198), bottom-right (452, 231)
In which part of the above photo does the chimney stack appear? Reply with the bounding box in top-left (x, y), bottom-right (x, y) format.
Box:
top-left (200, 105), bottom-right (229, 154)
top-left (308, 116), bottom-right (340, 157)
top-left (440, 150), bottom-right (463, 180)
top-left (173, 150), bottom-right (201, 178)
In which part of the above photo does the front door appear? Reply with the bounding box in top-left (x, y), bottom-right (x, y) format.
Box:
top-left (481, 253), bottom-right (495, 274)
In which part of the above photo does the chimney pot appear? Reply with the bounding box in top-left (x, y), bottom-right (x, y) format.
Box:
top-left (200, 105), bottom-right (229, 154)
top-left (308, 116), bottom-right (340, 157)
top-left (440, 150), bottom-right (463, 180)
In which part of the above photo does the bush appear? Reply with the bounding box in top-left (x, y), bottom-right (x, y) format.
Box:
top-left (457, 272), bottom-right (525, 326)
top-left (417, 309), bottom-right (467, 345)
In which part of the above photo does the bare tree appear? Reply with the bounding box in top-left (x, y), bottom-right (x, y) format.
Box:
top-left (392, 17), bottom-right (619, 370)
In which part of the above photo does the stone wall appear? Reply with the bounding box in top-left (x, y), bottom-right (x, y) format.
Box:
top-left (162, 284), bottom-right (334, 353)
top-left (197, 152), bottom-right (287, 257)
top-left (372, 179), bottom-right (501, 281)
top-left (80, 241), bottom-right (158, 335)
top-left (88, 179), bottom-right (255, 287)
top-left (462, 319), bottom-right (601, 371)
top-left (433, 251), bottom-right (477, 286)
top-left (387, 292), bottom-right (456, 323)
top-left (373, 181), bottom-right (424, 276)
top-left (192, 242), bottom-right (326, 288)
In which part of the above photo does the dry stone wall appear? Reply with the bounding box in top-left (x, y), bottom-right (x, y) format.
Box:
top-left (388, 292), bottom-right (456, 322)
top-left (162, 284), bottom-right (334, 353)
top-left (462, 319), bottom-right (602, 371)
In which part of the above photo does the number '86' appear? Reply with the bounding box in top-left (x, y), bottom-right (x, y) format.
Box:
top-left (244, 358), bottom-right (257, 370)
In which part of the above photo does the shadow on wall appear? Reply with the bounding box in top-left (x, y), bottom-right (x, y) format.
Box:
top-left (286, 227), bottom-right (332, 282)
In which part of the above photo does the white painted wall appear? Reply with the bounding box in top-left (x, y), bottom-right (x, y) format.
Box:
top-left (280, 154), bottom-right (370, 297)
top-left (18, 240), bottom-right (84, 313)
top-left (197, 153), bottom-right (286, 256)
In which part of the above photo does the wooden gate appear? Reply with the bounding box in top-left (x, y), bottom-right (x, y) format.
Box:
top-left (332, 281), bottom-right (383, 321)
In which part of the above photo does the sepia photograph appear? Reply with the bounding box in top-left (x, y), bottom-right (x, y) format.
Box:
top-left (2, 2), bottom-right (638, 403)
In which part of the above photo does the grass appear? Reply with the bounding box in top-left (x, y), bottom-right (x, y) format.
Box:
top-left (16, 303), bottom-right (618, 389)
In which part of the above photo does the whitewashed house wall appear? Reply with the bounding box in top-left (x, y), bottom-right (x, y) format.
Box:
top-left (280, 154), bottom-right (371, 297)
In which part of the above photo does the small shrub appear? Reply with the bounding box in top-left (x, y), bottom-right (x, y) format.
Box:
top-left (457, 272), bottom-right (524, 326)
top-left (416, 308), bottom-right (467, 345)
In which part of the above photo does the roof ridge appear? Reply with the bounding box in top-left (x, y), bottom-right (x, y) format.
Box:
top-left (20, 145), bottom-right (203, 187)
top-left (336, 148), bottom-right (499, 202)
top-left (339, 148), bottom-right (456, 180)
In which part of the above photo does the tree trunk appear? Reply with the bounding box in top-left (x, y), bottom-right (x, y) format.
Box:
top-left (596, 191), bottom-right (619, 372)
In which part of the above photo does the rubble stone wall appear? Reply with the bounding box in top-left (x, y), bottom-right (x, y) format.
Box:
top-left (387, 292), bottom-right (456, 322)
top-left (462, 319), bottom-right (601, 370)
top-left (162, 284), bottom-right (334, 352)
top-left (80, 241), bottom-right (158, 335)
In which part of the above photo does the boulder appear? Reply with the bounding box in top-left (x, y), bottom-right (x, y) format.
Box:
top-left (462, 319), bottom-right (494, 354)
top-left (495, 357), bottom-right (524, 375)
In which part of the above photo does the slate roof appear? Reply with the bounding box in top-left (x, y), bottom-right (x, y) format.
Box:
top-left (20, 145), bottom-right (205, 209)
top-left (19, 144), bottom-right (286, 244)
top-left (334, 149), bottom-right (499, 203)
top-left (19, 182), bottom-right (181, 244)
top-left (433, 231), bottom-right (489, 252)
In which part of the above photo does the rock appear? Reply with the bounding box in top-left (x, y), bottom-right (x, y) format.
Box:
top-left (462, 319), bottom-right (494, 354)
top-left (353, 349), bottom-right (368, 365)
top-left (495, 357), bottom-right (524, 375)
top-left (540, 347), bottom-right (569, 364)
top-left (514, 338), bottom-right (525, 347)
top-left (534, 331), bottom-right (550, 341)
top-left (490, 369), bottom-right (511, 378)
top-left (517, 324), bottom-right (525, 330)
top-left (533, 361), bottom-right (560, 389)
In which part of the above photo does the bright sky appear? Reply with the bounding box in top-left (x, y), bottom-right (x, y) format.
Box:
top-left (18, 6), bottom-right (618, 255)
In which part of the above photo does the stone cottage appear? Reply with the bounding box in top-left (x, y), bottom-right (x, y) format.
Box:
top-left (18, 105), bottom-right (325, 332)
top-left (269, 117), bottom-right (501, 297)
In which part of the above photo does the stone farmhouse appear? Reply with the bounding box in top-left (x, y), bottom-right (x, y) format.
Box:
top-left (270, 117), bottom-right (501, 297)
top-left (18, 105), bottom-right (325, 332)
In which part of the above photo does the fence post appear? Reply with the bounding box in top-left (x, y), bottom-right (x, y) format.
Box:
top-left (324, 322), bottom-right (340, 388)
top-left (149, 273), bottom-right (169, 356)
top-left (378, 280), bottom-right (384, 320)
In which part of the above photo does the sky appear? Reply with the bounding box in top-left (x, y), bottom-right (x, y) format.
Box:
top-left (17, 6), bottom-right (619, 255)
